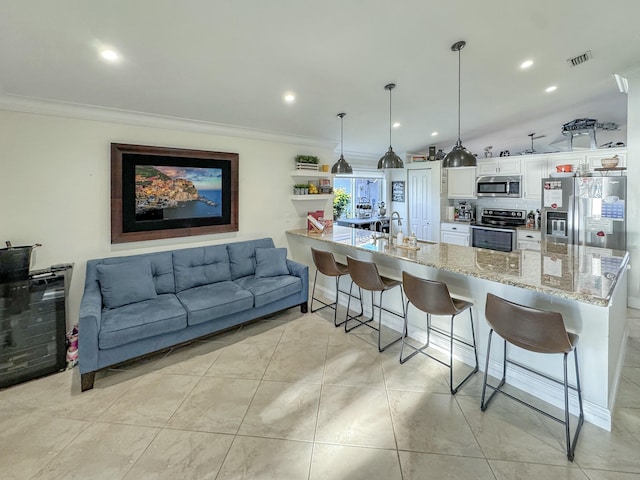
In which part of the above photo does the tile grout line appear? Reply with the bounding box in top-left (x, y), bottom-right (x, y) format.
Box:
top-left (307, 317), bottom-right (333, 480)
top-left (214, 321), bottom-right (283, 480)
top-left (380, 347), bottom-right (406, 480)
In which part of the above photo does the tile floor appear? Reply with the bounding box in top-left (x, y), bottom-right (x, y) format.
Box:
top-left (1, 306), bottom-right (639, 479)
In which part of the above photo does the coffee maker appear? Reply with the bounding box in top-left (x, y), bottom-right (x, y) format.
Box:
top-left (457, 202), bottom-right (475, 222)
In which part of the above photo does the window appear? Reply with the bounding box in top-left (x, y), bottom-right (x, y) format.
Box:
top-left (334, 174), bottom-right (385, 219)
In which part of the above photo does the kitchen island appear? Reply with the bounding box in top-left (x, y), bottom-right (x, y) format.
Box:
top-left (286, 226), bottom-right (630, 430)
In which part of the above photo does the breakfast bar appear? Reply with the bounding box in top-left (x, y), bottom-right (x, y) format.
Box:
top-left (286, 226), bottom-right (630, 430)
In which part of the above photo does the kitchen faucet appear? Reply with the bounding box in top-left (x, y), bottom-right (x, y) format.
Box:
top-left (390, 211), bottom-right (402, 246)
top-left (370, 219), bottom-right (387, 240)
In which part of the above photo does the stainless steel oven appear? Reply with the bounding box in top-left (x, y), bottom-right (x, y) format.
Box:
top-left (471, 225), bottom-right (517, 252)
top-left (471, 208), bottom-right (526, 252)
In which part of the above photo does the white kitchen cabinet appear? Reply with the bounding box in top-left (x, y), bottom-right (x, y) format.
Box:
top-left (548, 155), bottom-right (584, 174)
top-left (517, 229), bottom-right (541, 251)
top-left (522, 156), bottom-right (548, 199)
top-left (586, 149), bottom-right (627, 170)
top-left (440, 222), bottom-right (470, 246)
top-left (477, 158), bottom-right (521, 176)
top-left (446, 167), bottom-right (476, 199)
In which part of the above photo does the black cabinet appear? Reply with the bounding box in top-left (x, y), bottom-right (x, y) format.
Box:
top-left (0, 266), bottom-right (71, 389)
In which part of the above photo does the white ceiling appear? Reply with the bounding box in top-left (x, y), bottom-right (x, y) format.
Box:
top-left (0, 0), bottom-right (637, 158)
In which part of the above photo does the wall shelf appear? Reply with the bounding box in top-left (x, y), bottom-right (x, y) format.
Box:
top-left (290, 194), bottom-right (333, 201)
top-left (290, 170), bottom-right (334, 178)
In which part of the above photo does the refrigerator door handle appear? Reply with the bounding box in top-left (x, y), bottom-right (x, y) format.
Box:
top-left (567, 194), bottom-right (576, 245)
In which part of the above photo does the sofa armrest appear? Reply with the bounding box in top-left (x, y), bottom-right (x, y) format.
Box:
top-left (78, 278), bottom-right (102, 374)
top-left (286, 258), bottom-right (307, 279)
top-left (286, 258), bottom-right (309, 301)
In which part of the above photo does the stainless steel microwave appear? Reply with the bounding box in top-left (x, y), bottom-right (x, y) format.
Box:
top-left (476, 175), bottom-right (522, 198)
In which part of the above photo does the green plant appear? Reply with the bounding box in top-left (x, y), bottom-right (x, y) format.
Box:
top-left (295, 155), bottom-right (320, 164)
top-left (333, 188), bottom-right (351, 219)
top-left (294, 183), bottom-right (309, 189)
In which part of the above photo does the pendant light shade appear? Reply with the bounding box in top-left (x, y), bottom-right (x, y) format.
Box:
top-left (443, 41), bottom-right (477, 168)
top-left (331, 113), bottom-right (353, 174)
top-left (377, 83), bottom-right (404, 169)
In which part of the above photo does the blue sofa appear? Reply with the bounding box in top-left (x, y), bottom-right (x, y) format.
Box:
top-left (78, 238), bottom-right (308, 391)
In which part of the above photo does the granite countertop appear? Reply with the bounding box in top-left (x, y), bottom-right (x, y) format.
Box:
top-left (287, 226), bottom-right (629, 307)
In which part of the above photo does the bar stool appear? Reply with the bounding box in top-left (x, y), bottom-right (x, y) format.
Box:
top-left (344, 256), bottom-right (404, 352)
top-left (481, 293), bottom-right (584, 462)
top-left (310, 248), bottom-right (360, 327)
top-left (400, 271), bottom-right (478, 394)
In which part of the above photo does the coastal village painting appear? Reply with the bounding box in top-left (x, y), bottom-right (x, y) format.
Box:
top-left (134, 165), bottom-right (222, 221)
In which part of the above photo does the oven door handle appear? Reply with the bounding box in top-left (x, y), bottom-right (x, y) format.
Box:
top-left (471, 225), bottom-right (516, 234)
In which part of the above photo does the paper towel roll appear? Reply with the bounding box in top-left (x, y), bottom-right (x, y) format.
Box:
top-left (447, 206), bottom-right (455, 220)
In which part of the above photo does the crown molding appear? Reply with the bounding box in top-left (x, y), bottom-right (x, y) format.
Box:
top-left (0, 94), bottom-right (337, 149)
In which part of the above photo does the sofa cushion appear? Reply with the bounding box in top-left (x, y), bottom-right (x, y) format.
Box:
top-left (227, 238), bottom-right (275, 280)
top-left (101, 252), bottom-right (175, 294)
top-left (99, 294), bottom-right (186, 349)
top-left (97, 260), bottom-right (158, 309)
top-left (177, 281), bottom-right (254, 326)
top-left (234, 275), bottom-right (302, 308)
top-left (254, 247), bottom-right (289, 278)
top-left (173, 245), bottom-right (231, 292)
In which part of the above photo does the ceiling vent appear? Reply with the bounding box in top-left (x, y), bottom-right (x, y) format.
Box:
top-left (567, 51), bottom-right (592, 67)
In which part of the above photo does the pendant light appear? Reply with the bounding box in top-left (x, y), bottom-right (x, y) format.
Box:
top-left (331, 113), bottom-right (353, 174)
top-left (377, 83), bottom-right (404, 169)
top-left (442, 41), bottom-right (477, 168)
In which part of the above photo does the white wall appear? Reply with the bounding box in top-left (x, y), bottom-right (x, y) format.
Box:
top-left (0, 109), bottom-right (335, 327)
top-left (625, 71), bottom-right (640, 308)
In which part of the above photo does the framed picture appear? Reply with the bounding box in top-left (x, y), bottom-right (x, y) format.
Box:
top-left (411, 155), bottom-right (427, 163)
top-left (391, 181), bottom-right (405, 202)
top-left (111, 143), bottom-right (239, 244)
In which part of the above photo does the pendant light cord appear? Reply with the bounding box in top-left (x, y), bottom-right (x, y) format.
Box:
top-left (457, 46), bottom-right (462, 146)
top-left (340, 115), bottom-right (344, 157)
top-left (389, 87), bottom-right (393, 148)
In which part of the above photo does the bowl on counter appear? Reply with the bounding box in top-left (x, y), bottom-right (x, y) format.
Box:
top-left (600, 155), bottom-right (619, 168)
top-left (556, 164), bottom-right (573, 173)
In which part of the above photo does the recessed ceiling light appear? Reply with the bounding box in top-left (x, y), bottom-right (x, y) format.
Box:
top-left (545, 85), bottom-right (557, 93)
top-left (520, 60), bottom-right (533, 69)
top-left (393, 122), bottom-right (401, 128)
top-left (283, 93), bottom-right (296, 104)
top-left (100, 49), bottom-right (119, 61)
top-left (431, 131), bottom-right (438, 136)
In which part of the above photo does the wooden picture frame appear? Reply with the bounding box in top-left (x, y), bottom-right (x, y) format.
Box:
top-left (111, 143), bottom-right (239, 244)
top-left (391, 181), bottom-right (405, 202)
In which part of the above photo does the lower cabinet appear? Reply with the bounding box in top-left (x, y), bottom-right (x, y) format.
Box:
top-left (517, 229), bottom-right (541, 251)
top-left (440, 222), bottom-right (470, 246)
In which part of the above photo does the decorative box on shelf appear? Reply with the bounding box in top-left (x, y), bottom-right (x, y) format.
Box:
top-left (295, 163), bottom-right (320, 171)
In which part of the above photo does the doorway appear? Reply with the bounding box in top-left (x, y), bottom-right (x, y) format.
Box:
top-left (408, 169), bottom-right (432, 241)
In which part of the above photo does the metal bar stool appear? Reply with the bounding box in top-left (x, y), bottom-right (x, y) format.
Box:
top-left (400, 271), bottom-right (478, 394)
top-left (481, 293), bottom-right (584, 462)
top-left (310, 247), bottom-right (360, 327)
top-left (344, 256), bottom-right (404, 352)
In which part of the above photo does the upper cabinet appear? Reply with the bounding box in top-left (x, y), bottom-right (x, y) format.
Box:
top-left (586, 150), bottom-right (627, 170)
top-left (522, 157), bottom-right (548, 199)
top-left (447, 167), bottom-right (477, 199)
top-left (477, 157), bottom-right (521, 176)
top-left (520, 147), bottom-right (627, 200)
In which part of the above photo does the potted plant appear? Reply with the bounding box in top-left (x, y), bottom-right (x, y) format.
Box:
top-left (293, 183), bottom-right (310, 195)
top-left (333, 188), bottom-right (351, 219)
top-left (295, 155), bottom-right (320, 164)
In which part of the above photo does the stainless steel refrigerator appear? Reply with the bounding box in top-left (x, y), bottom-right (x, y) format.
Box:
top-left (541, 176), bottom-right (626, 250)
